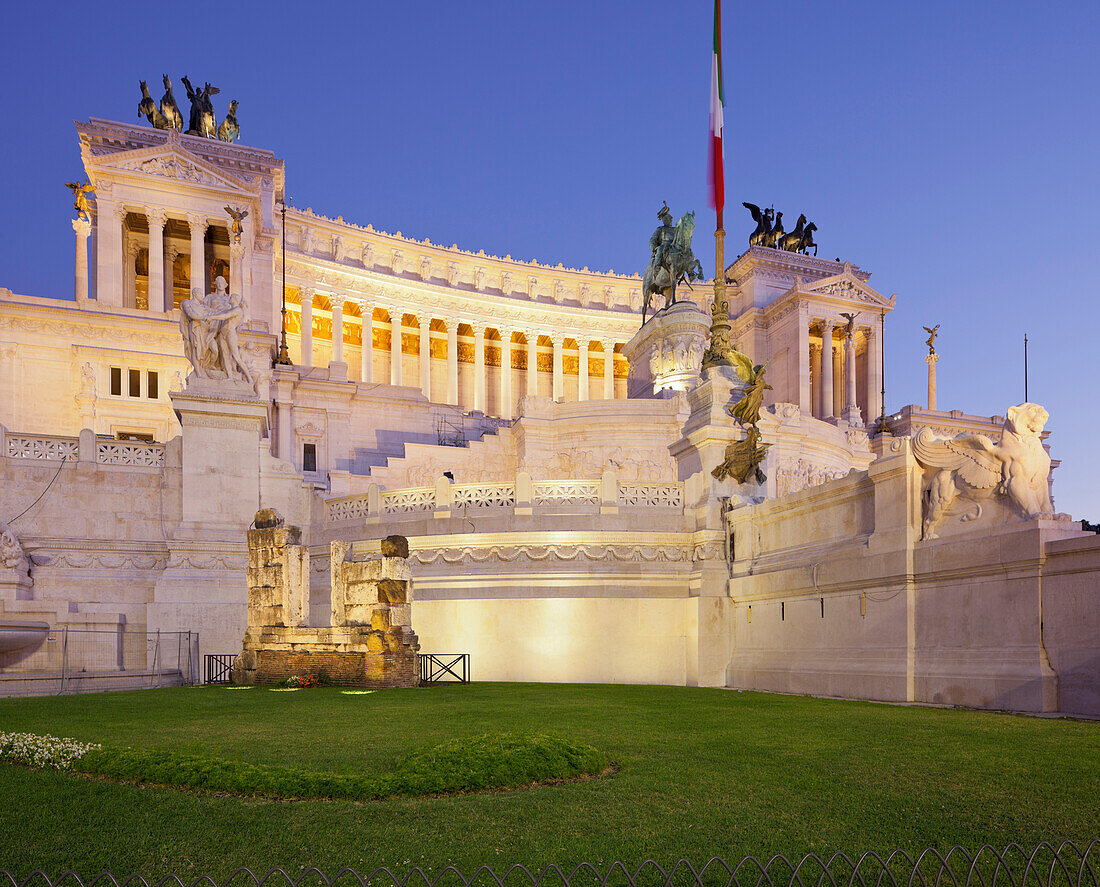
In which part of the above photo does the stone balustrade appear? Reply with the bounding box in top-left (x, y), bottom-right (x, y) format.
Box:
top-left (326, 473), bottom-right (684, 522)
top-left (2, 428), bottom-right (164, 468)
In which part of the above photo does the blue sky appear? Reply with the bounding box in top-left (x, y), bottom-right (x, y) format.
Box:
top-left (0, 0), bottom-right (1097, 516)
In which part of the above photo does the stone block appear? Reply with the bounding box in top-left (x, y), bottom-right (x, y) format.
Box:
top-left (381, 534), bottom-right (410, 558)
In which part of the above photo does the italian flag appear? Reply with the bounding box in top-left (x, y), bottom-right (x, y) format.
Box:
top-left (709, 0), bottom-right (725, 222)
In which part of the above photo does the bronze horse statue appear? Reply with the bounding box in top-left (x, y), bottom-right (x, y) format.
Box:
top-left (642, 210), bottom-right (705, 322)
top-left (766, 210), bottom-right (784, 249)
top-left (743, 202), bottom-right (773, 247)
top-left (160, 75), bottom-right (183, 132)
top-left (218, 100), bottom-right (240, 143)
top-left (138, 81), bottom-right (167, 129)
top-left (779, 214), bottom-right (819, 254)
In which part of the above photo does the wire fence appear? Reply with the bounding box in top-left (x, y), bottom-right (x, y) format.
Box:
top-left (0, 628), bottom-right (197, 695)
top-left (1, 843), bottom-right (1098, 887)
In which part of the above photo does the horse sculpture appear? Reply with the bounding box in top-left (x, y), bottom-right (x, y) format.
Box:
top-left (160, 75), bottom-right (183, 132)
top-left (641, 209), bottom-right (705, 322)
top-left (766, 211), bottom-right (784, 249)
top-left (218, 100), bottom-right (240, 143)
top-left (743, 202), bottom-right (773, 247)
top-left (778, 214), bottom-right (807, 252)
top-left (138, 81), bottom-right (167, 129)
top-left (744, 204), bottom-right (819, 254)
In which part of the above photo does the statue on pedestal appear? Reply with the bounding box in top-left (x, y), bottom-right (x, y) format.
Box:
top-left (641, 203), bottom-right (705, 322)
top-left (924, 325), bottom-right (940, 355)
top-left (179, 276), bottom-right (254, 388)
top-left (64, 181), bottom-right (95, 220)
top-left (712, 425), bottom-right (770, 485)
top-left (225, 206), bottom-right (248, 243)
top-left (181, 76), bottom-right (220, 138)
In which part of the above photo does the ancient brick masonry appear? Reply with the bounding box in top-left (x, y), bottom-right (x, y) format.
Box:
top-left (234, 509), bottom-right (419, 687)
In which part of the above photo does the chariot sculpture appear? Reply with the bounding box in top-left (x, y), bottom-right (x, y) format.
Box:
top-left (743, 203), bottom-right (818, 254)
top-left (136, 76), bottom-right (239, 141)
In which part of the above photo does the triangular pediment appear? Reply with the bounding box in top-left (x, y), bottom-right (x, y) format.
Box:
top-left (87, 140), bottom-right (256, 195)
top-left (800, 265), bottom-right (895, 309)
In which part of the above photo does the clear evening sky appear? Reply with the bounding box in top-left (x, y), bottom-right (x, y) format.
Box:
top-left (0, 1), bottom-right (1096, 517)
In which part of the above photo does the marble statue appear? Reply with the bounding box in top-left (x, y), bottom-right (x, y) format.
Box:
top-left (642, 205), bottom-right (705, 322)
top-left (179, 276), bottom-right (254, 387)
top-left (924, 325), bottom-right (940, 354)
top-left (181, 76), bottom-right (219, 138)
top-left (65, 181), bottom-right (95, 220)
top-left (160, 75), bottom-right (183, 132)
top-left (912, 403), bottom-right (1055, 539)
top-left (0, 520), bottom-right (28, 573)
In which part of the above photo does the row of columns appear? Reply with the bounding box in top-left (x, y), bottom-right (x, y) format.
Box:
top-left (83, 201), bottom-right (234, 311)
top-left (807, 319), bottom-right (882, 425)
top-left (297, 289), bottom-right (618, 419)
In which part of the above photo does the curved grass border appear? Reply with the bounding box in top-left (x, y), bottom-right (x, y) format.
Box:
top-left (69, 732), bottom-right (609, 801)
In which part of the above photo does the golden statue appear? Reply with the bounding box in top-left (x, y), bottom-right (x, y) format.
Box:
top-left (924, 325), bottom-right (940, 355)
top-left (225, 206), bottom-right (249, 243)
top-left (65, 181), bottom-right (95, 220)
top-left (725, 350), bottom-right (772, 427)
top-left (712, 425), bottom-right (771, 485)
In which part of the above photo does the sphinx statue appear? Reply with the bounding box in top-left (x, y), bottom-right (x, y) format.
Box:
top-left (912, 403), bottom-right (1055, 539)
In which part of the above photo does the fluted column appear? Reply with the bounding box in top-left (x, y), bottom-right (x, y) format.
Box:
top-left (842, 332), bottom-right (861, 424)
top-left (418, 315), bottom-right (431, 399)
top-left (390, 310), bottom-right (403, 386)
top-left (359, 302), bottom-right (373, 382)
top-left (446, 321), bottom-right (459, 404)
top-left (186, 213), bottom-right (207, 296)
top-left (164, 243), bottom-right (180, 310)
top-left (146, 208), bottom-right (166, 313)
top-left (124, 239), bottom-right (139, 309)
top-left (300, 288), bottom-right (314, 366)
top-left (867, 323), bottom-right (882, 422)
top-left (329, 294), bottom-right (346, 366)
top-left (603, 340), bottom-right (615, 400)
top-left (578, 339), bottom-right (589, 401)
top-left (526, 332), bottom-right (538, 397)
top-left (499, 329), bottom-right (514, 419)
top-left (73, 217), bottom-right (91, 302)
top-left (472, 322), bottom-right (486, 412)
top-left (551, 336), bottom-right (563, 402)
top-left (819, 321), bottom-right (835, 419)
top-left (926, 352), bottom-right (938, 411)
top-left (94, 198), bottom-right (125, 307)
top-left (229, 240), bottom-right (246, 305)
top-left (810, 343), bottom-right (822, 419)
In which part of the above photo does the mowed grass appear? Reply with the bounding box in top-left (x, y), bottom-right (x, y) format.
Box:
top-left (0, 683), bottom-right (1098, 878)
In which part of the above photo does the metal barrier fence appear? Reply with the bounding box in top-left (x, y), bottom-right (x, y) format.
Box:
top-left (420, 653), bottom-right (470, 684)
top-left (0, 628), bottom-right (197, 696)
top-left (204, 654), bottom-right (236, 685)
top-left (1, 842), bottom-right (1098, 887)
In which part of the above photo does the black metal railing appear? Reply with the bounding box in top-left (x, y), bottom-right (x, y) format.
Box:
top-left (2, 842), bottom-right (1098, 887)
top-left (203, 653), bottom-right (236, 685)
top-left (419, 653), bottom-right (470, 684)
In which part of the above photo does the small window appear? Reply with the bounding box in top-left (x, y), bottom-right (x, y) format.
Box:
top-left (117, 431), bottom-right (154, 442)
top-left (303, 443), bottom-right (317, 472)
top-left (128, 368), bottom-right (141, 397)
top-left (110, 367), bottom-right (122, 396)
top-left (147, 371), bottom-right (159, 399)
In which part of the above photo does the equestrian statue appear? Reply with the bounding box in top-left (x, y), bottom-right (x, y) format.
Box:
top-left (641, 202), bottom-right (705, 323)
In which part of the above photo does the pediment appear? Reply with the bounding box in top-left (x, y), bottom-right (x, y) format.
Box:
top-left (88, 142), bottom-right (256, 195)
top-left (800, 267), bottom-right (895, 309)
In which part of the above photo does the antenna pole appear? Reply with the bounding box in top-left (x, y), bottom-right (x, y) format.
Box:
top-left (1023, 333), bottom-right (1029, 402)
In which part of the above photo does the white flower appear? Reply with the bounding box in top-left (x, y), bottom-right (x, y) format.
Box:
top-left (0, 732), bottom-right (101, 770)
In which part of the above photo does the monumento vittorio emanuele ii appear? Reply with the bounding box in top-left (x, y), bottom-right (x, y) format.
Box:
top-left (0, 76), bottom-right (1097, 715)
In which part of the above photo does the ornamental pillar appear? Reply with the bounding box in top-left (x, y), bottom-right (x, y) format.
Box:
top-left (446, 321), bottom-right (459, 404)
top-left (578, 339), bottom-right (589, 401)
top-left (95, 198), bottom-right (125, 307)
top-left (390, 310), bottom-right (403, 386)
top-left (124, 239), bottom-right (139, 309)
top-left (867, 323), bottom-right (883, 423)
top-left (551, 336), bottom-right (563, 402)
top-left (359, 302), bottom-right (373, 383)
top-left (797, 305), bottom-right (812, 414)
top-left (300, 288), bottom-right (315, 366)
top-left (147, 207), bottom-right (167, 313)
top-left (330, 294), bottom-right (346, 366)
top-left (842, 332), bottom-right (862, 424)
top-left (603, 340), bottom-right (615, 400)
top-left (472, 323), bottom-right (486, 412)
top-left (819, 321), bottom-right (835, 419)
top-left (229, 239), bottom-right (246, 307)
top-left (418, 315), bottom-right (431, 399)
top-left (926, 352), bottom-right (939, 411)
top-left (186, 213), bottom-right (207, 296)
top-left (164, 243), bottom-right (180, 310)
top-left (73, 217), bottom-right (91, 302)
top-left (809, 343), bottom-right (822, 419)
top-left (526, 332), bottom-right (538, 397)
top-left (499, 329), bottom-right (514, 419)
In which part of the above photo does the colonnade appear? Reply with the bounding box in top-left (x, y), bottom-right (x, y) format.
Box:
top-left (296, 289), bottom-right (621, 419)
top-left (86, 201), bottom-right (240, 311)
top-left (807, 318), bottom-right (881, 425)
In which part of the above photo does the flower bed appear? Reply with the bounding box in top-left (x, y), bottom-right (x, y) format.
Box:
top-left (0, 732), bottom-right (101, 770)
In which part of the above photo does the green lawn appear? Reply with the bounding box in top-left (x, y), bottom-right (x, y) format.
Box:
top-left (0, 683), bottom-right (1097, 879)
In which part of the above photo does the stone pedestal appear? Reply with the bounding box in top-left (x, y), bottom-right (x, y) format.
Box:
top-left (927, 352), bottom-right (939, 410)
top-left (150, 383), bottom-right (270, 662)
top-left (73, 217), bottom-right (91, 304)
top-left (623, 301), bottom-right (709, 398)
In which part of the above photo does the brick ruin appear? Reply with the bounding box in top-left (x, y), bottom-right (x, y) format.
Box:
top-left (234, 508), bottom-right (419, 687)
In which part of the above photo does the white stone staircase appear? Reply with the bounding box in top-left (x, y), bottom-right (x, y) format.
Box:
top-left (365, 422), bottom-right (519, 489)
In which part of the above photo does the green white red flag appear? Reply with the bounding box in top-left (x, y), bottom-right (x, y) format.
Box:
top-left (709, 0), bottom-right (725, 222)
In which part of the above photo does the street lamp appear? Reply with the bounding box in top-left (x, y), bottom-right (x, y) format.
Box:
top-left (274, 196), bottom-right (293, 366)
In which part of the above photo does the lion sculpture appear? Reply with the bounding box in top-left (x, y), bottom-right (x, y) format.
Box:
top-left (912, 403), bottom-right (1054, 539)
